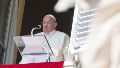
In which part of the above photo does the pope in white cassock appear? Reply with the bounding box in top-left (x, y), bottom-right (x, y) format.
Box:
top-left (19, 14), bottom-right (70, 64)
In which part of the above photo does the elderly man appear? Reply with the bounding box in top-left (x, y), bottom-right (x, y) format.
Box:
top-left (38, 14), bottom-right (70, 61)
top-left (19, 14), bottom-right (70, 64)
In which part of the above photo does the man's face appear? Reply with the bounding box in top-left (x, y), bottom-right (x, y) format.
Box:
top-left (42, 16), bottom-right (57, 34)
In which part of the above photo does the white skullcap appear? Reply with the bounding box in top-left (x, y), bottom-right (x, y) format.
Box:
top-left (45, 14), bottom-right (56, 21)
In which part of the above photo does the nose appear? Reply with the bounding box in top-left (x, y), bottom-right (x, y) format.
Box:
top-left (43, 23), bottom-right (48, 28)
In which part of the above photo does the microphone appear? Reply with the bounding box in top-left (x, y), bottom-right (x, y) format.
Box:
top-left (35, 25), bottom-right (41, 29)
top-left (31, 25), bottom-right (41, 37)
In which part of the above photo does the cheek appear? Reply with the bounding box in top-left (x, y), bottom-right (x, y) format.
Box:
top-left (43, 24), bottom-right (46, 27)
top-left (49, 26), bottom-right (54, 29)
top-left (49, 24), bottom-right (54, 28)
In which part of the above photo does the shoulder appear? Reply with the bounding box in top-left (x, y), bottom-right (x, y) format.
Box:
top-left (55, 30), bottom-right (69, 38)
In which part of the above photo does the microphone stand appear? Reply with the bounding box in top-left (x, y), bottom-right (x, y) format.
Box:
top-left (44, 35), bottom-right (54, 62)
top-left (31, 25), bottom-right (53, 62)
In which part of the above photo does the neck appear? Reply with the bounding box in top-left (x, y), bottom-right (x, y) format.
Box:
top-left (44, 30), bottom-right (55, 35)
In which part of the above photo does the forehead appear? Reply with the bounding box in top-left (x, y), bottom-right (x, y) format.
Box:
top-left (43, 16), bottom-right (54, 21)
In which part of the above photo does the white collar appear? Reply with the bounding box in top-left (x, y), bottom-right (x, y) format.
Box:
top-left (44, 30), bottom-right (56, 37)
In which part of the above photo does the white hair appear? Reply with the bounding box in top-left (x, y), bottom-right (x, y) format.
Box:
top-left (45, 14), bottom-right (56, 21)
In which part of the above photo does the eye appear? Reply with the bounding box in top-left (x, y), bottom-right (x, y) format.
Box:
top-left (42, 22), bottom-right (46, 24)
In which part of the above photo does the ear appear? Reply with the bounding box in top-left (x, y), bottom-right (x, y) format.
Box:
top-left (54, 22), bottom-right (57, 28)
